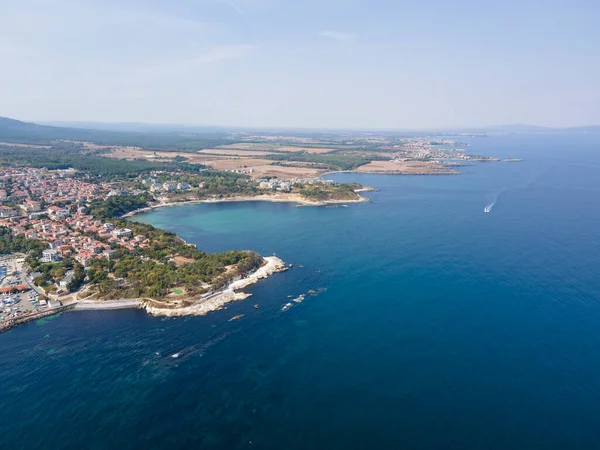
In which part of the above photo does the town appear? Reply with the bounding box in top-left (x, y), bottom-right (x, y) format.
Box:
top-left (0, 165), bottom-right (355, 325)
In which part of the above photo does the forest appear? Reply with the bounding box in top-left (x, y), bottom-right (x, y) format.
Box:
top-left (0, 117), bottom-right (231, 151)
top-left (0, 145), bottom-right (205, 180)
top-left (0, 227), bottom-right (47, 256)
top-left (88, 249), bottom-right (263, 299)
top-left (89, 194), bottom-right (151, 219)
top-left (299, 183), bottom-right (362, 201)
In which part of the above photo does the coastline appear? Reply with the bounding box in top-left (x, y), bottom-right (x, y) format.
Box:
top-left (144, 256), bottom-right (287, 317)
top-left (121, 192), bottom-right (371, 218)
top-left (0, 257), bottom-right (288, 333)
top-left (73, 299), bottom-right (143, 310)
top-left (321, 169), bottom-right (460, 176)
top-left (0, 305), bottom-right (74, 333)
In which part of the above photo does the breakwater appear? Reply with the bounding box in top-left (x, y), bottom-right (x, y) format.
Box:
top-left (0, 300), bottom-right (142, 333)
top-left (73, 299), bottom-right (142, 310)
top-left (0, 305), bottom-right (73, 333)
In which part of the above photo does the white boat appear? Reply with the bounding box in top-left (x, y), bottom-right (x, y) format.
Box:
top-left (281, 303), bottom-right (293, 312)
top-left (484, 202), bottom-right (495, 213)
top-left (171, 353), bottom-right (180, 358)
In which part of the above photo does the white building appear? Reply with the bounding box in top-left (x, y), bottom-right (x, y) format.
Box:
top-left (112, 228), bottom-right (133, 239)
top-left (47, 206), bottom-right (70, 219)
top-left (0, 207), bottom-right (18, 218)
top-left (163, 182), bottom-right (177, 192)
top-left (59, 271), bottom-right (74, 289)
top-left (41, 249), bottom-right (60, 263)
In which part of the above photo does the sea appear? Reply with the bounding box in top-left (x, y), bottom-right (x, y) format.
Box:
top-left (2, 134), bottom-right (600, 449)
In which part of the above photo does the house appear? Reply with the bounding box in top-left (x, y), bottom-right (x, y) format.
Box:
top-left (48, 299), bottom-right (61, 308)
top-left (77, 256), bottom-right (94, 267)
top-left (22, 200), bottom-right (42, 212)
top-left (0, 206), bottom-right (18, 218)
top-left (103, 249), bottom-right (117, 260)
top-left (87, 245), bottom-right (103, 254)
top-left (59, 271), bottom-right (74, 289)
top-left (57, 245), bottom-right (73, 256)
top-left (48, 240), bottom-right (64, 249)
top-left (47, 206), bottom-right (70, 219)
top-left (163, 182), bottom-right (177, 192)
top-left (41, 249), bottom-right (60, 263)
top-left (112, 228), bottom-right (133, 238)
top-left (259, 181), bottom-right (274, 190)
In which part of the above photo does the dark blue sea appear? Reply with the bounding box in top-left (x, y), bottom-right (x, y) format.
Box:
top-left (2, 134), bottom-right (600, 449)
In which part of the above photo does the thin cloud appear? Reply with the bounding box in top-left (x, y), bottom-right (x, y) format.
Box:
top-left (132, 44), bottom-right (257, 81)
top-left (227, 0), bottom-right (245, 15)
top-left (318, 31), bottom-right (356, 41)
top-left (191, 44), bottom-right (255, 65)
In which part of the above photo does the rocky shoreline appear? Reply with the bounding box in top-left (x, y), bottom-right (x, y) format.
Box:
top-left (144, 256), bottom-right (287, 317)
top-left (0, 257), bottom-right (288, 333)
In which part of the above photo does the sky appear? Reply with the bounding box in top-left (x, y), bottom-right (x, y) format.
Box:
top-left (0, 0), bottom-right (599, 130)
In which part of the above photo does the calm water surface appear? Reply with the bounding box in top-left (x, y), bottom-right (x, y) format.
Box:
top-left (2, 134), bottom-right (600, 449)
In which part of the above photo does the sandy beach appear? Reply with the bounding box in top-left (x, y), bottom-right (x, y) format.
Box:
top-left (121, 192), bottom-right (369, 218)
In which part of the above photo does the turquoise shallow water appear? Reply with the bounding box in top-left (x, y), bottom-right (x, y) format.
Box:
top-left (2, 134), bottom-right (600, 449)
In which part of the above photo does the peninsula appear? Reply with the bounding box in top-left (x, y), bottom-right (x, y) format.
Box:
top-left (0, 162), bottom-right (367, 333)
top-left (0, 117), bottom-right (512, 332)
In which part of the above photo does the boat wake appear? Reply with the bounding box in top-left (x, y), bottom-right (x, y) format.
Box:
top-left (482, 167), bottom-right (549, 215)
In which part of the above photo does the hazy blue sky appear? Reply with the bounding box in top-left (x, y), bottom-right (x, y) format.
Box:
top-left (1, 0), bottom-right (598, 129)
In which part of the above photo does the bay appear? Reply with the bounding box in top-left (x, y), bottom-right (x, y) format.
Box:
top-left (2, 134), bottom-right (600, 449)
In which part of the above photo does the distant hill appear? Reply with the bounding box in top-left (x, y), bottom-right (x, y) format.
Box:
top-left (562, 125), bottom-right (600, 133)
top-left (0, 117), bottom-right (69, 142)
top-left (0, 116), bottom-right (137, 144)
top-left (1, 116), bottom-right (599, 149)
top-left (0, 117), bottom-right (232, 151)
top-left (38, 120), bottom-right (241, 134)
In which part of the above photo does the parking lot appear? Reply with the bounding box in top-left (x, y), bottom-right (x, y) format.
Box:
top-left (0, 255), bottom-right (46, 320)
